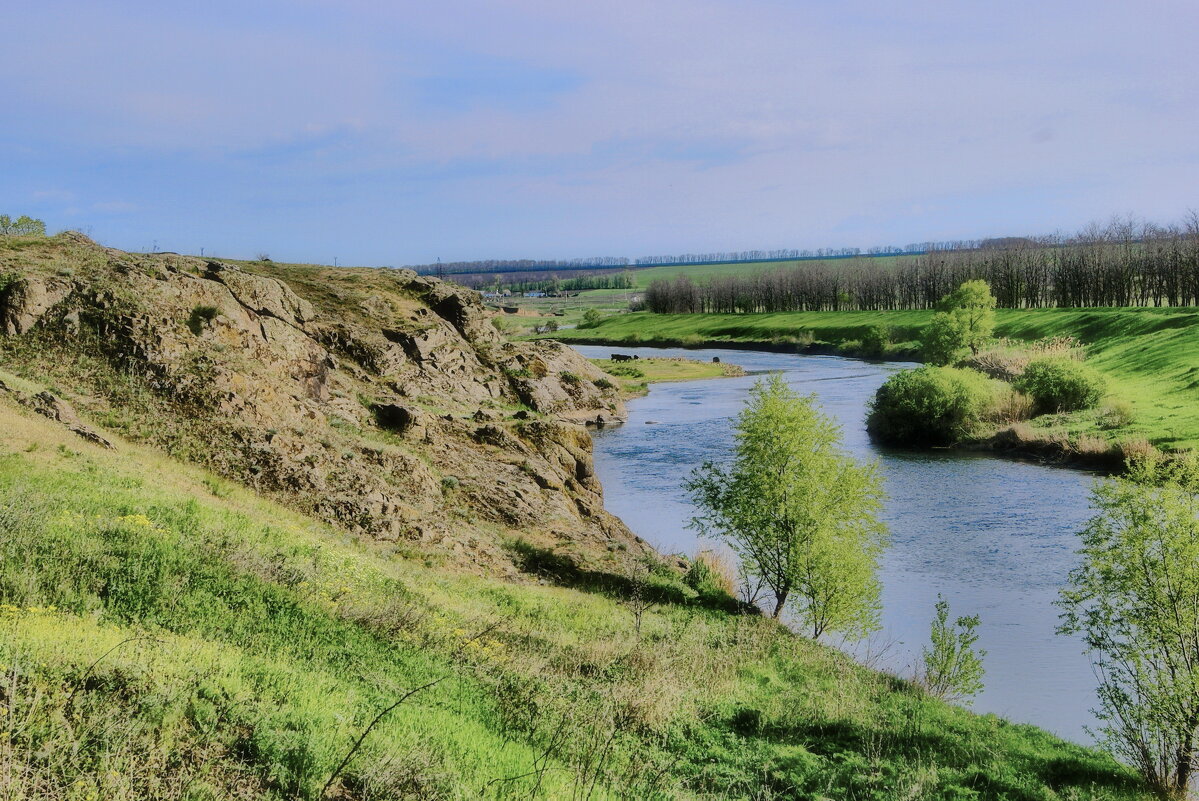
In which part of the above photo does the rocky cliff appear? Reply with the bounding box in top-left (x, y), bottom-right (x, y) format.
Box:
top-left (0, 233), bottom-right (647, 571)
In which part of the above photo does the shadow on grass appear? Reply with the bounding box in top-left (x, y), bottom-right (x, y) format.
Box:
top-left (723, 712), bottom-right (1144, 800)
top-left (507, 539), bottom-right (752, 615)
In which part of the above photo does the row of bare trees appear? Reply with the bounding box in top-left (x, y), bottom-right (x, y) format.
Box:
top-left (645, 217), bottom-right (1199, 313)
top-left (412, 255), bottom-right (631, 277)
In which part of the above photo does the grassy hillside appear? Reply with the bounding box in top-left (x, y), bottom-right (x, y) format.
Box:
top-left (548, 308), bottom-right (1199, 451)
top-left (0, 380), bottom-right (1148, 799)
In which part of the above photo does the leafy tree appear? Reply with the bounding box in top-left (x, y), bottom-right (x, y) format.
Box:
top-left (686, 375), bottom-right (887, 637)
top-left (580, 308), bottom-right (603, 329)
top-left (921, 595), bottom-right (985, 703)
top-left (921, 280), bottom-right (997, 365)
top-left (0, 214), bottom-right (46, 236)
top-left (1059, 453), bottom-right (1199, 798)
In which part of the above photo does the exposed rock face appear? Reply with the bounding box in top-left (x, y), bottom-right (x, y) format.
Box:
top-left (1, 276), bottom-right (74, 335)
top-left (0, 234), bottom-right (644, 572)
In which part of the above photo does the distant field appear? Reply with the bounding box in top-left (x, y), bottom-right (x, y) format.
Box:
top-left (616, 255), bottom-right (911, 289)
top-left (489, 255), bottom-right (895, 319)
top-left (545, 307), bottom-right (1199, 451)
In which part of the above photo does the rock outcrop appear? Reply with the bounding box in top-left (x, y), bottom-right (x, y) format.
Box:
top-left (0, 234), bottom-right (645, 572)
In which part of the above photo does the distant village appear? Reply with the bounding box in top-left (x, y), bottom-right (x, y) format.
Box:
top-left (480, 289), bottom-right (582, 300)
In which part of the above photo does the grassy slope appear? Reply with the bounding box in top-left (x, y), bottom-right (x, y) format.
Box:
top-left (551, 308), bottom-right (1199, 451)
top-left (0, 390), bottom-right (1146, 799)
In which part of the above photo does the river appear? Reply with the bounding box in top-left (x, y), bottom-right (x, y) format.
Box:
top-left (571, 343), bottom-right (1100, 743)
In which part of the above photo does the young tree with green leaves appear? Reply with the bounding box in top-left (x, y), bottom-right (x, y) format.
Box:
top-left (921, 279), bottom-right (997, 365)
top-left (921, 594), bottom-right (985, 703)
top-left (1059, 453), bottom-right (1199, 798)
top-left (0, 214), bottom-right (47, 237)
top-left (686, 375), bottom-right (887, 638)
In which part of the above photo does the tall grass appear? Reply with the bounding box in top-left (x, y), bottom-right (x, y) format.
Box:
top-left (0, 403), bottom-right (1151, 799)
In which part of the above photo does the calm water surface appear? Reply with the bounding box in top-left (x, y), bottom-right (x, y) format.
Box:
top-left (573, 344), bottom-right (1099, 743)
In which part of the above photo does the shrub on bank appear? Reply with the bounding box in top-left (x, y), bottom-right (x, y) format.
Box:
top-left (1015, 357), bottom-right (1106, 414)
top-left (866, 366), bottom-right (1000, 446)
top-left (1097, 399), bottom-right (1136, 429)
top-left (861, 323), bottom-right (892, 358)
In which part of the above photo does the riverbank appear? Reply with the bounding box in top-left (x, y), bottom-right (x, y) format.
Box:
top-left (589, 355), bottom-right (746, 398)
top-left (547, 308), bottom-right (1199, 463)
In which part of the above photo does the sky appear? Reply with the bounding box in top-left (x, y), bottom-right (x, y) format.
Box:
top-left (2, 0), bottom-right (1197, 266)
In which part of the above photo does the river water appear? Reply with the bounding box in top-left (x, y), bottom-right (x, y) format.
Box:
top-left (572, 344), bottom-right (1100, 743)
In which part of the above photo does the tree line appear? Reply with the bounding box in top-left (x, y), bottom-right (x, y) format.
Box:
top-left (412, 256), bottom-right (631, 277)
top-left (639, 216), bottom-right (1199, 312)
top-left (464, 271), bottom-right (636, 293)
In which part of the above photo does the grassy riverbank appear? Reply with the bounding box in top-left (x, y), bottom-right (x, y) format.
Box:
top-left (548, 308), bottom-right (1199, 452)
top-left (589, 356), bottom-right (746, 397)
top-left (0, 391), bottom-right (1148, 799)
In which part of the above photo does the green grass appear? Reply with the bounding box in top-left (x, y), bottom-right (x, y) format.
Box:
top-left (589, 357), bottom-right (745, 397)
top-left (545, 308), bottom-right (1199, 451)
top-left (0, 397), bottom-right (1149, 799)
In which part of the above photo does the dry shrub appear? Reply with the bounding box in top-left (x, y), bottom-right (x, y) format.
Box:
top-left (985, 386), bottom-right (1035, 424)
top-left (1005, 421), bottom-right (1037, 443)
top-left (964, 336), bottom-right (1084, 381)
top-left (339, 594), bottom-right (429, 638)
top-left (693, 550), bottom-right (736, 596)
top-left (350, 744), bottom-right (454, 800)
top-left (1072, 434), bottom-right (1111, 457)
top-left (963, 349), bottom-right (1028, 382)
top-left (1119, 438), bottom-right (1159, 465)
top-left (1097, 399), bottom-right (1137, 429)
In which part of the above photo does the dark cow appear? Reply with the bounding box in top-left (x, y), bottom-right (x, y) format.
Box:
top-left (610, 353), bottom-right (633, 362)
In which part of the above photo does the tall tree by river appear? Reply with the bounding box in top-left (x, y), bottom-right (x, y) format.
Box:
top-left (685, 375), bottom-right (888, 636)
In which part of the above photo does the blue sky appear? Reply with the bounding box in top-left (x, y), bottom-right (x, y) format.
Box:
top-left (2, 0), bottom-right (1196, 265)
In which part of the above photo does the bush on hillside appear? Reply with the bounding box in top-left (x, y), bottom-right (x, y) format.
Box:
top-left (579, 308), bottom-right (603, 329)
top-left (866, 366), bottom-right (1000, 446)
top-left (861, 323), bottom-right (892, 358)
top-left (1015, 357), bottom-right (1106, 414)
